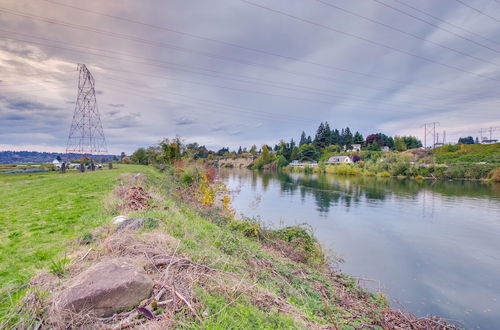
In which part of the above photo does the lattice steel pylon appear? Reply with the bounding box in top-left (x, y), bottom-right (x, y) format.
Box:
top-left (66, 64), bottom-right (107, 157)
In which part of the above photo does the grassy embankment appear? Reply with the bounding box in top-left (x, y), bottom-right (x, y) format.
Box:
top-left (1, 164), bottom-right (454, 329)
top-left (0, 165), bottom-right (152, 315)
top-left (286, 143), bottom-right (500, 181)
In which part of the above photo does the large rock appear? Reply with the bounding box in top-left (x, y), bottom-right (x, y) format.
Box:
top-left (56, 258), bottom-right (153, 317)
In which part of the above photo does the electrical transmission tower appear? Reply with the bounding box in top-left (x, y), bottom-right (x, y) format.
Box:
top-left (66, 64), bottom-right (107, 157)
top-left (421, 122), bottom-right (440, 149)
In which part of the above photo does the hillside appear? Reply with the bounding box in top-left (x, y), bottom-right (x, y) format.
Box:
top-left (431, 143), bottom-right (500, 164)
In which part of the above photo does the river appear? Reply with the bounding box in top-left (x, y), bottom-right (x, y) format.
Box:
top-left (219, 169), bottom-right (500, 329)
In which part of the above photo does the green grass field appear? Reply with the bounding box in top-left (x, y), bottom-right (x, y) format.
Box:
top-left (0, 165), bottom-right (152, 300)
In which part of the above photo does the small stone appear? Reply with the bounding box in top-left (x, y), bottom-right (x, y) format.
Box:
top-left (112, 215), bottom-right (128, 225)
top-left (56, 258), bottom-right (153, 317)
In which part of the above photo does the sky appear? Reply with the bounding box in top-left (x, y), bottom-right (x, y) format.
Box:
top-left (1, 0), bottom-right (499, 154)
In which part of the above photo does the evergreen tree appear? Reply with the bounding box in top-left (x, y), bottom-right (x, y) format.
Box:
top-left (314, 122), bottom-right (331, 148)
top-left (324, 122), bottom-right (333, 145)
top-left (313, 122), bottom-right (325, 146)
top-left (343, 127), bottom-right (353, 149)
top-left (299, 131), bottom-right (307, 146)
top-left (353, 131), bottom-right (364, 144)
top-left (306, 135), bottom-right (312, 144)
top-left (237, 146), bottom-right (242, 154)
top-left (331, 129), bottom-right (340, 145)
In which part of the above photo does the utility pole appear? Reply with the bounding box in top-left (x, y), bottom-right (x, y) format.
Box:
top-left (66, 64), bottom-right (108, 159)
top-left (443, 130), bottom-right (446, 144)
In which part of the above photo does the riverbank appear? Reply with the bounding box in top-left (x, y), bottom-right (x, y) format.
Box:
top-left (284, 162), bottom-right (499, 181)
top-left (1, 164), bottom-right (456, 328)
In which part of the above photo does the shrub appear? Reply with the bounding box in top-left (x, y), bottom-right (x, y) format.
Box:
top-left (229, 220), bottom-right (261, 238)
top-left (179, 165), bottom-right (204, 185)
top-left (378, 171), bottom-right (391, 177)
top-left (331, 164), bottom-right (362, 176)
top-left (489, 167), bottom-right (500, 182)
top-left (269, 225), bottom-right (324, 265)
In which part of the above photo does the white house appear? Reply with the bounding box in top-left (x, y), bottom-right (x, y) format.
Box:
top-left (327, 156), bottom-right (352, 164)
top-left (290, 160), bottom-right (302, 167)
top-left (351, 144), bottom-right (362, 152)
top-left (381, 146), bottom-right (390, 152)
top-left (52, 159), bottom-right (62, 168)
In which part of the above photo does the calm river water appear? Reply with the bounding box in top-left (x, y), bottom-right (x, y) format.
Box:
top-left (219, 169), bottom-right (500, 329)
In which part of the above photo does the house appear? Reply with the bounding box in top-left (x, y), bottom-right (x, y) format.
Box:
top-left (327, 156), bottom-right (352, 164)
top-left (52, 159), bottom-right (62, 168)
top-left (381, 146), bottom-right (390, 152)
top-left (351, 144), bottom-right (361, 152)
top-left (290, 160), bottom-right (302, 167)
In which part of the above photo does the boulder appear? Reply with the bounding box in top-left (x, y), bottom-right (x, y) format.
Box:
top-left (56, 258), bottom-right (153, 317)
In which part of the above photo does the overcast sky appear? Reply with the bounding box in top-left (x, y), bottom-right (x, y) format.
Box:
top-left (1, 0), bottom-right (499, 154)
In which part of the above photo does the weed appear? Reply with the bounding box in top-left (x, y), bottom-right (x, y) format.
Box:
top-left (49, 257), bottom-right (69, 277)
top-left (80, 232), bottom-right (93, 244)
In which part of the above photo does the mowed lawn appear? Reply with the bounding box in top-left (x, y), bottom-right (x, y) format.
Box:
top-left (0, 165), bottom-right (151, 297)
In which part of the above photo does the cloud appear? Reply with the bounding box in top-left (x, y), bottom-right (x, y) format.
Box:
top-left (0, 0), bottom-right (499, 154)
top-left (174, 116), bottom-right (196, 126)
top-left (6, 100), bottom-right (60, 111)
top-left (108, 103), bottom-right (125, 108)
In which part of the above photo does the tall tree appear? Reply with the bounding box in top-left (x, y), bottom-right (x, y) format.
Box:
top-left (353, 131), bottom-right (364, 144)
top-left (343, 127), bottom-right (353, 149)
top-left (331, 129), bottom-right (340, 145)
top-left (324, 122), bottom-right (333, 145)
top-left (299, 131), bottom-right (307, 146)
top-left (394, 136), bottom-right (407, 151)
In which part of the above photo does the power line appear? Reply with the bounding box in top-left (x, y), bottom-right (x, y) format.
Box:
top-left (0, 28), bottom-right (439, 98)
top-left (238, 0), bottom-right (500, 82)
top-left (454, 0), bottom-right (500, 24)
top-left (1, 34), bottom-right (470, 112)
top-left (392, 0), bottom-right (500, 47)
top-left (1, 8), bottom-right (472, 100)
top-left (98, 69), bottom-right (496, 120)
top-left (38, 0), bottom-right (454, 91)
top-left (0, 5), bottom-right (454, 95)
top-left (371, 0), bottom-right (500, 54)
top-left (314, 0), bottom-right (500, 67)
top-left (2, 4), bottom-right (500, 84)
top-left (2, 34), bottom-right (496, 120)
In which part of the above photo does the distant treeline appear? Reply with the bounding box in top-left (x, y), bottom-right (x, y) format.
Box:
top-left (0, 151), bottom-right (118, 164)
top-left (129, 122), bottom-right (423, 166)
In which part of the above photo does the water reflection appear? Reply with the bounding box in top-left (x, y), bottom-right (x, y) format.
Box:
top-left (222, 169), bottom-right (499, 216)
top-left (219, 169), bottom-right (500, 329)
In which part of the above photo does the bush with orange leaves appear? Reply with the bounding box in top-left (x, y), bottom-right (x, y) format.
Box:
top-left (173, 161), bottom-right (234, 214)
